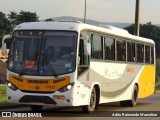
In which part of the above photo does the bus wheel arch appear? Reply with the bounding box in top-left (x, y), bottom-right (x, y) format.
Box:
top-left (82, 84), bottom-right (100, 113)
top-left (120, 83), bottom-right (139, 107)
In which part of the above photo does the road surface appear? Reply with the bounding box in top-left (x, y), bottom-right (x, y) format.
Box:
top-left (0, 94), bottom-right (160, 120)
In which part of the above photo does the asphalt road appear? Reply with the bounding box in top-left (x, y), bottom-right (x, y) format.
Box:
top-left (0, 94), bottom-right (160, 120)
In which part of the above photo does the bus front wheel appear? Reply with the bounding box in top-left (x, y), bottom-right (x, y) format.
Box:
top-left (82, 87), bottom-right (97, 113)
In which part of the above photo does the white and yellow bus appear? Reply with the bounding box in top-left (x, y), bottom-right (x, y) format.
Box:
top-left (2, 21), bottom-right (155, 112)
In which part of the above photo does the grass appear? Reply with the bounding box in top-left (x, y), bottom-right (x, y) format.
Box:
top-left (0, 85), bottom-right (7, 104)
top-left (155, 80), bottom-right (160, 91)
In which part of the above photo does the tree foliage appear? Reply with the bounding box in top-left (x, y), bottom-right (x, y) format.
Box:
top-left (17, 10), bottom-right (39, 24)
top-left (8, 11), bottom-right (18, 21)
top-left (124, 22), bottom-right (160, 40)
top-left (8, 10), bottom-right (39, 25)
top-left (0, 12), bottom-right (12, 36)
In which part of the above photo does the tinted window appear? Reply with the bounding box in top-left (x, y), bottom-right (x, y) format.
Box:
top-left (9, 31), bottom-right (77, 76)
top-left (104, 37), bottom-right (115, 60)
top-left (116, 40), bottom-right (126, 61)
top-left (127, 41), bottom-right (135, 62)
top-left (91, 34), bottom-right (103, 59)
top-left (145, 45), bottom-right (150, 64)
top-left (137, 43), bottom-right (144, 63)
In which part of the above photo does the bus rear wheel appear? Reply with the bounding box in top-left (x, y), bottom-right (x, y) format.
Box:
top-left (120, 84), bottom-right (138, 107)
top-left (82, 87), bottom-right (97, 113)
top-left (128, 84), bottom-right (138, 107)
top-left (30, 105), bottom-right (43, 111)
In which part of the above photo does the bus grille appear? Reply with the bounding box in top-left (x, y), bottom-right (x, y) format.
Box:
top-left (19, 95), bottom-right (57, 104)
top-left (27, 80), bottom-right (49, 84)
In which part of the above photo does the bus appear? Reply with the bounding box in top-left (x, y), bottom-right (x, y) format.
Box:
top-left (2, 21), bottom-right (155, 112)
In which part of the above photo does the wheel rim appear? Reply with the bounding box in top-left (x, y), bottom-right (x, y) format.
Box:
top-left (90, 90), bottom-right (96, 109)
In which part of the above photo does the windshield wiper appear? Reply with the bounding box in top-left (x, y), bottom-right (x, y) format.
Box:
top-left (41, 52), bottom-right (58, 78)
top-left (19, 42), bottom-right (40, 77)
top-left (19, 52), bottom-right (38, 77)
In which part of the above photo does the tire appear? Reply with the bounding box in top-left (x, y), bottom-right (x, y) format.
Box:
top-left (128, 84), bottom-right (138, 107)
top-left (120, 85), bottom-right (138, 107)
top-left (82, 87), bottom-right (97, 113)
top-left (120, 100), bottom-right (129, 107)
top-left (30, 105), bottom-right (43, 111)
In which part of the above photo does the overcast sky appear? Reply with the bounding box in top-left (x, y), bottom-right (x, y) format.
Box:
top-left (0, 0), bottom-right (160, 24)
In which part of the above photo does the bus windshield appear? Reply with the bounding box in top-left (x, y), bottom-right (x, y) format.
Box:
top-left (8, 31), bottom-right (77, 76)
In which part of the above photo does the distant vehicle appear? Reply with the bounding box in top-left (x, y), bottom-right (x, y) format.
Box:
top-left (2, 21), bottom-right (155, 112)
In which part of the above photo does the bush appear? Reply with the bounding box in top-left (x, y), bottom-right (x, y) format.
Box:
top-left (0, 86), bottom-right (6, 104)
top-left (156, 59), bottom-right (160, 82)
top-left (0, 36), bottom-right (2, 47)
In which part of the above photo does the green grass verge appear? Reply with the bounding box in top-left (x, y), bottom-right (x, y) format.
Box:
top-left (0, 85), bottom-right (7, 104)
top-left (155, 80), bottom-right (160, 90)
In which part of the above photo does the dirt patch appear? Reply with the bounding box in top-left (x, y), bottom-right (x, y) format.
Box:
top-left (155, 90), bottom-right (160, 94)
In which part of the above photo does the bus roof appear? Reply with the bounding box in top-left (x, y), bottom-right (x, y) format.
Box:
top-left (14, 21), bottom-right (154, 45)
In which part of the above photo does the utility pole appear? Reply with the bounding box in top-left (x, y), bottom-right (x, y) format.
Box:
top-left (84, 0), bottom-right (87, 23)
top-left (134, 0), bottom-right (140, 36)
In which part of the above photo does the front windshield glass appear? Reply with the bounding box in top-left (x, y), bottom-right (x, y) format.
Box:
top-left (8, 31), bottom-right (77, 76)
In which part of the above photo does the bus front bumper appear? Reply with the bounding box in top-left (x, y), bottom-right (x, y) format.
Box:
top-left (7, 87), bottom-right (74, 106)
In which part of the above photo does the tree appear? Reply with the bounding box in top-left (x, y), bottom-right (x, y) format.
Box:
top-left (17, 10), bottom-right (39, 24)
top-left (7, 10), bottom-right (39, 30)
top-left (0, 12), bottom-right (12, 37)
top-left (140, 22), bottom-right (160, 41)
top-left (7, 11), bottom-right (18, 31)
top-left (0, 12), bottom-right (12, 47)
top-left (156, 62), bottom-right (160, 82)
top-left (8, 11), bottom-right (18, 21)
top-left (124, 22), bottom-right (160, 39)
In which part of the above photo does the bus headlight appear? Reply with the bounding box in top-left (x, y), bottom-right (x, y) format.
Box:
top-left (7, 81), bottom-right (18, 91)
top-left (58, 83), bottom-right (74, 92)
top-left (67, 85), bottom-right (72, 90)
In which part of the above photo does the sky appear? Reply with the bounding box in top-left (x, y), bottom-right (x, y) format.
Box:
top-left (0, 0), bottom-right (160, 24)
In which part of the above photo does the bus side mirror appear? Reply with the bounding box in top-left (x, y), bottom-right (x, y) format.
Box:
top-left (2, 43), bottom-right (7, 56)
top-left (1, 34), bottom-right (12, 56)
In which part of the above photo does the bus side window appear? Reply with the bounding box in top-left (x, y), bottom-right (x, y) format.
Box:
top-left (91, 34), bottom-right (103, 59)
top-left (116, 39), bottom-right (126, 61)
top-left (127, 41), bottom-right (135, 62)
top-left (136, 43), bottom-right (144, 63)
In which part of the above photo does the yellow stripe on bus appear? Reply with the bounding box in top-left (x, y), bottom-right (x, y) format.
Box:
top-left (138, 66), bottom-right (155, 98)
top-left (9, 74), bottom-right (70, 92)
